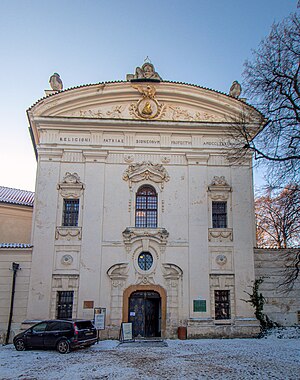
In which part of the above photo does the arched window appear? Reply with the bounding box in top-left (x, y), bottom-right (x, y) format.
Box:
top-left (135, 185), bottom-right (157, 228)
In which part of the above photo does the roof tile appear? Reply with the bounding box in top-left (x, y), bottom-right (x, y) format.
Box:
top-left (0, 243), bottom-right (33, 249)
top-left (0, 186), bottom-right (34, 206)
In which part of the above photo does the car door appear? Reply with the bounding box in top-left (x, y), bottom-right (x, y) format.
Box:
top-left (26, 322), bottom-right (48, 348)
top-left (44, 321), bottom-right (62, 348)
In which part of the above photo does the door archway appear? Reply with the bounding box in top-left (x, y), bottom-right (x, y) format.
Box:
top-left (123, 285), bottom-right (167, 338)
top-left (129, 291), bottom-right (160, 337)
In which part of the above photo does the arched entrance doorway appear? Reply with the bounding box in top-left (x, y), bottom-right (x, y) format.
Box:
top-left (129, 291), bottom-right (161, 337)
top-left (123, 285), bottom-right (167, 338)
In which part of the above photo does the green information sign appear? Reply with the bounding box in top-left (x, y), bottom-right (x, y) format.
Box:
top-left (193, 300), bottom-right (206, 312)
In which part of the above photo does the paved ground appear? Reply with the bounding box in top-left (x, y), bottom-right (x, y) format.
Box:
top-left (0, 333), bottom-right (300, 379)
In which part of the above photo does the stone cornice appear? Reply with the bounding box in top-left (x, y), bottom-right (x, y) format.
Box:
top-left (30, 115), bottom-right (261, 130)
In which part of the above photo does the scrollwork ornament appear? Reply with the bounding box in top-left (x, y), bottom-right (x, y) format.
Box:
top-left (122, 161), bottom-right (170, 189)
top-left (62, 172), bottom-right (81, 184)
top-left (112, 279), bottom-right (125, 288)
top-left (210, 176), bottom-right (229, 187)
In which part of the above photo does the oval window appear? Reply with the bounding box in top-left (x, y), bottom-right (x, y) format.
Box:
top-left (138, 252), bottom-right (153, 271)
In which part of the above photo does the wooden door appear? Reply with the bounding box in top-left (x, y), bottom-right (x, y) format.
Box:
top-left (129, 291), bottom-right (161, 338)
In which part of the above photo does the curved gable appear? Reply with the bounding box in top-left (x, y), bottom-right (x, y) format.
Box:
top-left (28, 81), bottom-right (262, 123)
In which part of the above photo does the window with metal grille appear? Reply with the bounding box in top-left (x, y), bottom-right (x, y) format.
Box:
top-left (214, 290), bottom-right (230, 320)
top-left (212, 201), bottom-right (227, 228)
top-left (57, 291), bottom-right (74, 319)
top-left (135, 186), bottom-right (157, 228)
top-left (138, 252), bottom-right (153, 271)
top-left (62, 199), bottom-right (79, 226)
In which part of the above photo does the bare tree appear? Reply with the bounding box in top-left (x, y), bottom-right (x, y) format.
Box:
top-left (278, 248), bottom-right (300, 292)
top-left (231, 13), bottom-right (300, 185)
top-left (255, 184), bottom-right (300, 248)
top-left (255, 184), bottom-right (300, 291)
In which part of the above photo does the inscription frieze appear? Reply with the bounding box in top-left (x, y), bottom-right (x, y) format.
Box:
top-left (55, 134), bottom-right (233, 149)
top-left (103, 138), bottom-right (124, 144)
top-left (203, 140), bottom-right (232, 147)
top-left (59, 136), bottom-right (91, 143)
top-left (171, 139), bottom-right (191, 146)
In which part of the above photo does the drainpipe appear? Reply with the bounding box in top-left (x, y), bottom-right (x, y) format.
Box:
top-left (5, 262), bottom-right (20, 345)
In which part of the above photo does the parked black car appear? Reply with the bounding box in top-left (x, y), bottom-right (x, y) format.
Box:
top-left (13, 319), bottom-right (97, 354)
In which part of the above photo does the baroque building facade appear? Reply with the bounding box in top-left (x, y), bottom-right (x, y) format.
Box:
top-left (3, 63), bottom-right (268, 339)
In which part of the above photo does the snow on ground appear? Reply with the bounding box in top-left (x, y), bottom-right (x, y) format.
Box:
top-left (0, 328), bottom-right (299, 380)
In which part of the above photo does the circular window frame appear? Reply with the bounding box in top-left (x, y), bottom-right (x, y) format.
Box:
top-left (137, 252), bottom-right (153, 271)
top-left (133, 248), bottom-right (158, 274)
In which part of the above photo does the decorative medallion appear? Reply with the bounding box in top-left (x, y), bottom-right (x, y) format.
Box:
top-left (216, 254), bottom-right (227, 266)
top-left (124, 154), bottom-right (134, 163)
top-left (129, 85), bottom-right (166, 120)
top-left (161, 156), bottom-right (170, 164)
top-left (61, 254), bottom-right (73, 266)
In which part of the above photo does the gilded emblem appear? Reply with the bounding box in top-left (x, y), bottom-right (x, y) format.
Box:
top-left (130, 84), bottom-right (166, 120)
top-left (142, 101), bottom-right (153, 116)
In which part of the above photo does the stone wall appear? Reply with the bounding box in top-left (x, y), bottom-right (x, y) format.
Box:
top-left (0, 249), bottom-right (32, 343)
top-left (254, 248), bottom-right (300, 326)
top-left (187, 318), bottom-right (260, 338)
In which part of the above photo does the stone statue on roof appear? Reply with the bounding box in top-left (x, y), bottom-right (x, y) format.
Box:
top-left (229, 80), bottom-right (242, 98)
top-left (49, 73), bottom-right (63, 91)
top-left (127, 62), bottom-right (162, 81)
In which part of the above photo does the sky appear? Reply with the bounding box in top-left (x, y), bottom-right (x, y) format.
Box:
top-left (0, 0), bottom-right (298, 191)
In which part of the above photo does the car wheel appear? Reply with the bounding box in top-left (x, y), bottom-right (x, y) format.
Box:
top-left (57, 339), bottom-right (70, 354)
top-left (14, 339), bottom-right (26, 351)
